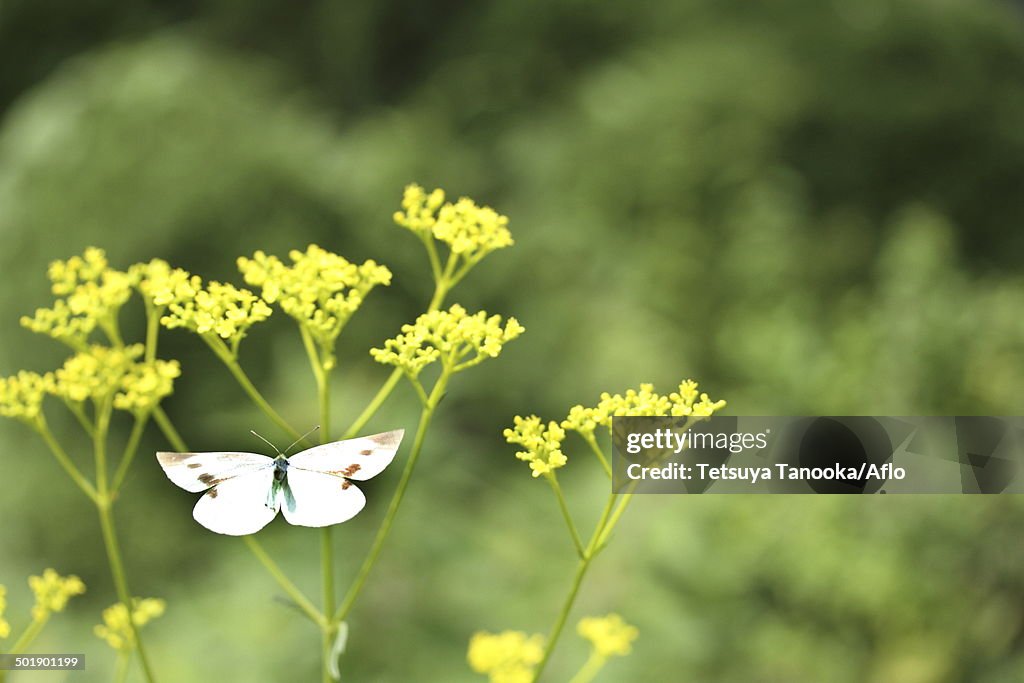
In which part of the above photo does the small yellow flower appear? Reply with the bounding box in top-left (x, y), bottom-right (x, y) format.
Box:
top-left (29, 569), bottom-right (86, 621)
top-left (504, 415), bottom-right (568, 478)
top-left (238, 245), bottom-right (391, 363)
top-left (394, 184), bottom-right (513, 265)
top-left (393, 184), bottom-right (446, 234)
top-left (0, 585), bottom-right (9, 639)
top-left (161, 280), bottom-right (272, 351)
top-left (467, 630), bottom-right (544, 683)
top-left (371, 304), bottom-right (524, 378)
top-left (0, 371), bottom-right (54, 423)
top-left (577, 613), bottom-right (638, 658)
top-left (21, 248), bottom-right (134, 347)
top-left (130, 259), bottom-right (201, 308)
top-left (94, 598), bottom-right (166, 652)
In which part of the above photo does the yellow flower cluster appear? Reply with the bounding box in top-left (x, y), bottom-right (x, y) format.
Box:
top-left (21, 248), bottom-right (134, 347)
top-left (29, 569), bottom-right (86, 621)
top-left (94, 598), bottom-right (166, 652)
top-left (503, 416), bottom-right (567, 478)
top-left (394, 184), bottom-right (513, 263)
top-left (49, 345), bottom-right (179, 414)
top-left (161, 280), bottom-right (272, 350)
top-left (0, 371), bottom-right (54, 423)
top-left (508, 381), bottom-right (724, 477)
top-left (20, 300), bottom-right (98, 348)
top-left (130, 259), bottom-right (201, 308)
top-left (371, 304), bottom-right (524, 377)
top-left (0, 585), bottom-right (9, 639)
top-left (51, 344), bottom-right (141, 403)
top-left (114, 359), bottom-right (181, 414)
top-left (467, 630), bottom-right (544, 683)
top-left (237, 245), bottom-right (392, 358)
top-left (562, 381), bottom-right (727, 439)
top-left (577, 613), bottom-right (638, 658)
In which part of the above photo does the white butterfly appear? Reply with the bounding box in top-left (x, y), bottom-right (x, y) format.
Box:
top-left (156, 429), bottom-right (404, 536)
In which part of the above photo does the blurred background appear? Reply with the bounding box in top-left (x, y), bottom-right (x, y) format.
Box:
top-left (2, 0), bottom-right (1024, 680)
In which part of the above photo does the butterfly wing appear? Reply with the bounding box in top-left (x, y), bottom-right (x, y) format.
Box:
top-left (156, 451), bottom-right (274, 492)
top-left (192, 466), bottom-right (280, 536)
top-left (280, 468), bottom-right (366, 527)
top-left (287, 429), bottom-right (404, 481)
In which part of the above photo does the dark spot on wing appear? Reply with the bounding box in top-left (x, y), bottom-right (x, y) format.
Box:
top-left (187, 463), bottom-right (202, 469)
top-left (370, 432), bottom-right (395, 446)
top-left (360, 449), bottom-right (373, 456)
top-left (341, 480), bottom-right (351, 490)
top-left (198, 473), bottom-right (219, 485)
top-left (208, 487), bottom-right (219, 499)
top-left (342, 464), bottom-right (361, 477)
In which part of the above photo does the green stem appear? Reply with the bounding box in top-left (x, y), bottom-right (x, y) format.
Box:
top-left (152, 407), bottom-right (187, 452)
top-left (144, 306), bottom-right (160, 363)
top-left (309, 346), bottom-right (337, 683)
top-left (97, 503), bottom-right (158, 683)
top-left (595, 493), bottom-right (635, 551)
top-left (343, 370), bottom-right (401, 438)
top-left (321, 528), bottom-right (336, 683)
top-left (533, 556), bottom-right (590, 683)
top-left (5, 615), bottom-right (48, 659)
top-left (0, 615), bottom-right (49, 682)
top-left (114, 653), bottom-right (131, 683)
top-left (94, 399), bottom-right (157, 683)
top-left (35, 419), bottom-right (98, 503)
top-left (582, 433), bottom-right (612, 479)
top-left (63, 399), bottom-right (95, 437)
top-left (341, 277), bottom-right (449, 440)
top-left (530, 494), bottom-right (619, 683)
top-left (547, 475), bottom-right (585, 558)
top-left (204, 336), bottom-right (305, 444)
top-left (241, 537), bottom-right (325, 628)
top-left (111, 414), bottom-right (148, 495)
top-left (421, 234), bottom-right (443, 282)
top-left (333, 372), bottom-right (449, 624)
top-left (568, 652), bottom-right (607, 683)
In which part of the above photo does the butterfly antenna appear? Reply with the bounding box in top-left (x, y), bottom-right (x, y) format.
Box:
top-left (250, 430), bottom-right (280, 454)
top-left (284, 425), bottom-right (320, 454)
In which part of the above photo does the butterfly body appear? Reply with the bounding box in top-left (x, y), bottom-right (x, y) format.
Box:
top-left (157, 430), bottom-right (404, 536)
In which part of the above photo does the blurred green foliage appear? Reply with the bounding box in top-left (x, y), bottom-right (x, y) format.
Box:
top-left (2, 0), bottom-right (1024, 681)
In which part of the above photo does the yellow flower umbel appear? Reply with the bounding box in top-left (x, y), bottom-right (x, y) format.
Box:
top-left (394, 184), bottom-right (513, 291)
top-left (504, 416), bottom-right (568, 478)
top-left (371, 304), bottom-right (524, 380)
top-left (467, 630), bottom-right (545, 683)
top-left (21, 248), bottom-right (134, 348)
top-left (562, 381), bottom-right (727, 440)
top-left (51, 344), bottom-right (145, 404)
top-left (0, 585), bottom-right (9, 639)
top-left (130, 259), bottom-right (201, 309)
top-left (161, 279), bottom-right (272, 356)
top-left (0, 371), bottom-right (54, 426)
top-left (29, 569), bottom-right (86, 622)
top-left (48, 344), bottom-right (179, 417)
top-left (569, 614), bottom-right (638, 682)
top-left (577, 614), bottom-right (638, 658)
top-left (238, 245), bottom-right (392, 368)
top-left (114, 359), bottom-right (181, 415)
top-left (94, 598), bottom-right (166, 652)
